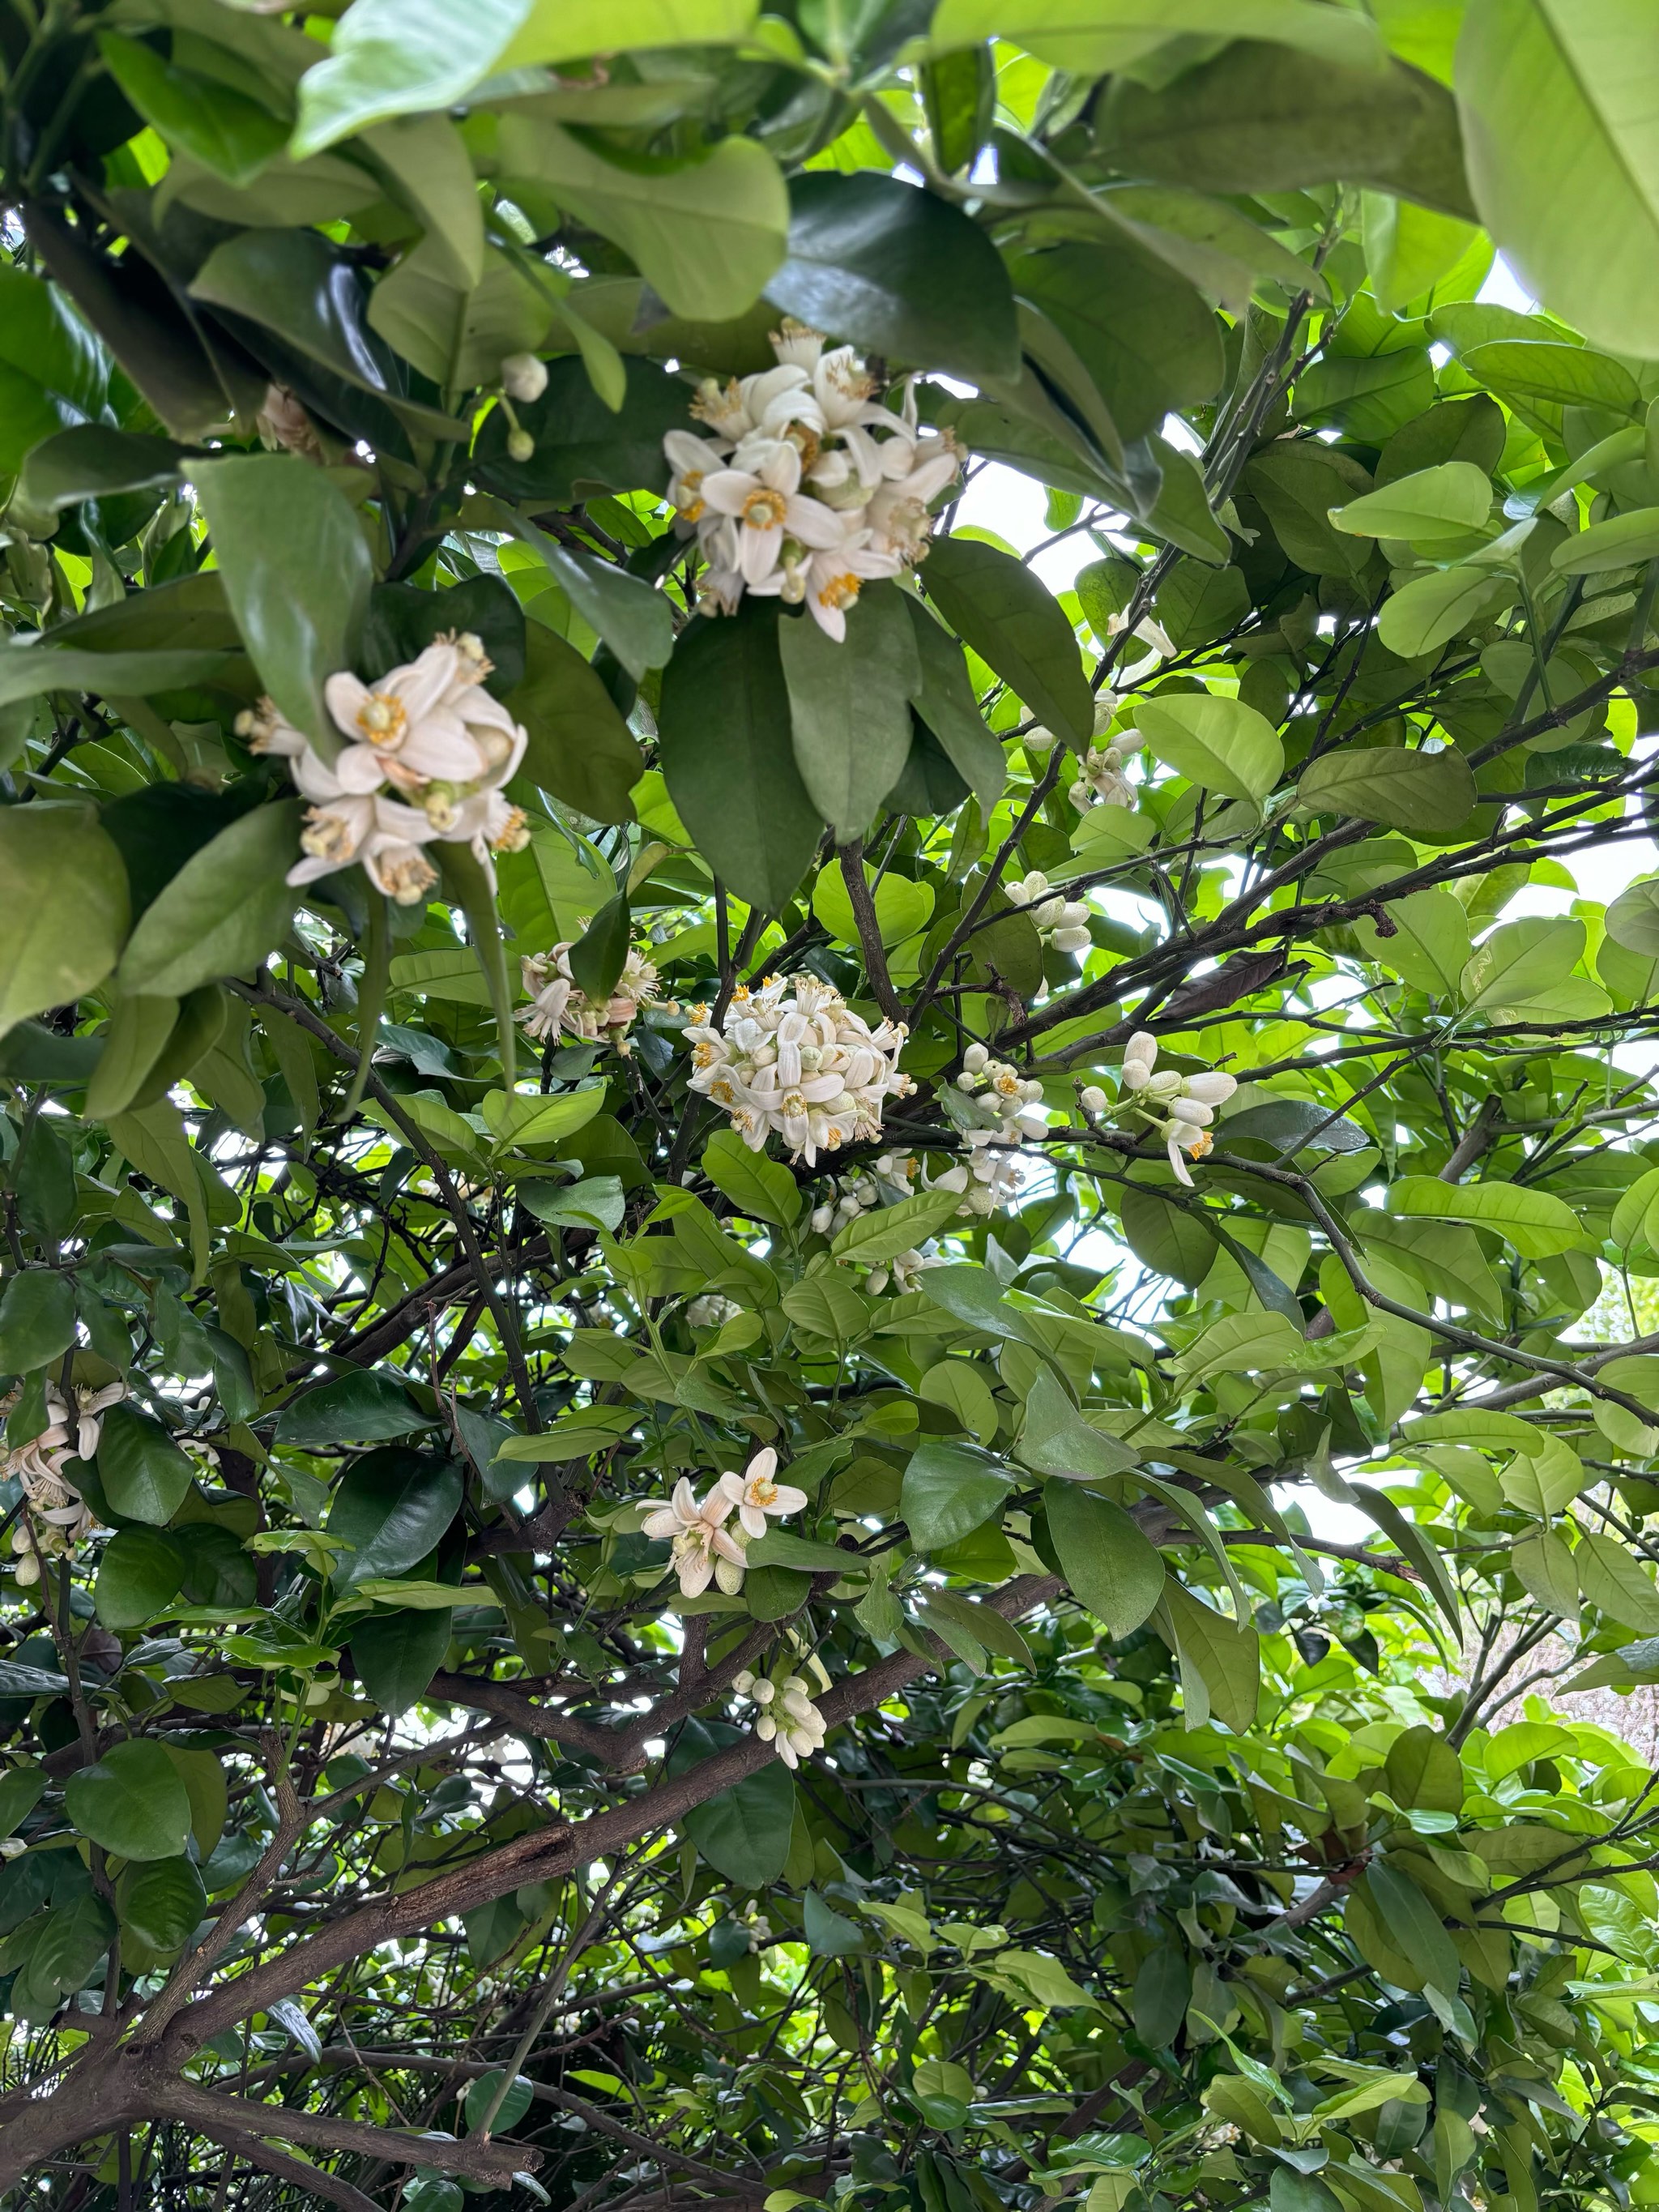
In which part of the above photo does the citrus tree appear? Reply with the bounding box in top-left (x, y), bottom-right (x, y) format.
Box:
top-left (7, 3), bottom-right (1659, 2209)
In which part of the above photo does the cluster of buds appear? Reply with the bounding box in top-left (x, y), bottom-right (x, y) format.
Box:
top-left (808, 1151), bottom-right (919, 1236)
top-left (664, 319), bottom-right (963, 640)
top-left (640, 1449), bottom-right (806, 1599)
top-left (241, 634), bottom-right (531, 907)
top-left (518, 943), bottom-right (661, 1055)
top-left (1068, 744), bottom-right (1136, 813)
top-left (1004, 871), bottom-right (1092, 954)
top-left (731, 1665), bottom-right (829, 1771)
top-left (498, 350), bottom-right (549, 459)
top-left (686, 1293), bottom-right (743, 1330)
top-left (5, 1380), bottom-right (125, 1584)
top-left (932, 1130), bottom-right (1026, 1218)
top-left (1116, 1030), bottom-right (1237, 1189)
top-left (956, 1044), bottom-right (1048, 1140)
top-left (867, 1246), bottom-right (940, 1296)
top-left (684, 974), bottom-right (913, 1168)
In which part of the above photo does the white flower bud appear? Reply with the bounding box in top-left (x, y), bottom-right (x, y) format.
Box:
top-left (501, 352), bottom-right (548, 403)
top-left (1183, 1071), bottom-right (1238, 1106)
top-left (506, 426), bottom-right (536, 463)
top-left (1081, 1086), bottom-right (1107, 1115)
top-left (963, 1043), bottom-right (989, 1074)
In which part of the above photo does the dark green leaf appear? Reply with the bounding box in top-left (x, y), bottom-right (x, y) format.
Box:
top-left (326, 1447), bottom-right (463, 1588)
top-left (97, 34), bottom-right (289, 186)
top-left (1362, 1861), bottom-right (1462, 1992)
top-left (1008, 239), bottom-right (1223, 445)
top-left (362, 576), bottom-right (527, 697)
top-left (0, 1271), bottom-right (76, 1377)
top-left (278, 1372), bottom-right (435, 1450)
top-left (119, 1854), bottom-right (207, 1951)
top-left (31, 1892), bottom-right (117, 1997)
top-left (352, 1606), bottom-right (451, 1715)
top-left (1132, 1942), bottom-right (1191, 2048)
top-left (0, 805), bottom-right (130, 1036)
top-left (568, 891), bottom-right (632, 1002)
top-left (473, 358), bottom-right (688, 503)
top-left (702, 1127), bottom-right (802, 1227)
top-left (94, 1527), bottom-right (186, 1630)
top-left (781, 585), bottom-right (922, 839)
top-left (659, 598), bottom-right (825, 910)
top-left (116, 801), bottom-right (302, 998)
top-left (97, 1403), bottom-right (195, 1527)
top-left (902, 1440), bottom-right (1012, 1551)
top-left (187, 455), bottom-right (373, 754)
top-left (508, 621), bottom-right (642, 824)
top-left (463, 2070), bottom-right (535, 2134)
top-left (19, 426), bottom-right (184, 512)
top-left (676, 1724), bottom-right (796, 1885)
top-left (768, 173), bottom-right (1019, 385)
top-left (922, 537), bottom-right (1092, 747)
top-left (65, 1740), bottom-right (193, 1862)
top-left (804, 1887), bottom-right (867, 1956)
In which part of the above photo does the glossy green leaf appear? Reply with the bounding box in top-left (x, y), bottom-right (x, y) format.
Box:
top-left (66, 1740), bottom-right (193, 1862)
top-left (117, 801), bottom-right (302, 999)
top-left (0, 805), bottom-right (130, 1040)
top-left (1043, 1479), bottom-right (1165, 1638)
top-left (781, 586), bottom-right (922, 840)
top-left (1296, 745), bottom-right (1475, 835)
top-left (97, 1404), bottom-right (195, 1527)
top-left (326, 1448), bottom-right (463, 1588)
top-left (922, 537), bottom-right (1092, 748)
top-left (508, 621), bottom-right (643, 825)
top-left (1137, 692), bottom-right (1283, 802)
top-left (902, 1441), bottom-right (1012, 1551)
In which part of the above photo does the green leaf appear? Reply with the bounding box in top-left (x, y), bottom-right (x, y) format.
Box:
top-left (905, 599), bottom-right (1005, 812)
top-left (1362, 1860), bottom-right (1461, 1993)
top-left (352, 1605), bottom-right (454, 1715)
top-left (1008, 239), bottom-right (1224, 446)
top-left (94, 1527), bottom-right (186, 1631)
top-left (1551, 506), bottom-right (1659, 576)
top-left (116, 801), bottom-right (302, 999)
top-left (120, 1855), bottom-right (207, 1952)
top-left (1137, 692), bottom-right (1283, 802)
top-left (1458, 0), bottom-right (1659, 356)
top-left (804, 1887), bottom-right (866, 1956)
top-left (0, 805), bottom-right (130, 1040)
top-left (1096, 41), bottom-right (1474, 219)
top-left (1132, 1941), bottom-right (1192, 2048)
top-left (1017, 1369), bottom-right (1139, 1480)
top-left (832, 1187), bottom-right (964, 1268)
top-left (498, 512), bottom-right (672, 682)
top-left (1043, 1478), bottom-right (1165, 1638)
top-left (672, 1719), bottom-right (796, 1882)
top-left (30, 1893), bottom-right (117, 2001)
top-left (1295, 746), bottom-right (1475, 836)
top-left (566, 891), bottom-right (631, 1005)
top-left (367, 239), bottom-right (550, 390)
top-left (930, 0), bottom-right (1382, 72)
top-left (97, 1404), bottom-right (195, 1527)
top-left (97, 33), bottom-right (289, 186)
top-left (463, 2070), bottom-right (535, 2135)
top-left (1119, 1187), bottom-right (1222, 1287)
top-left (768, 172), bottom-right (1019, 386)
top-left (659, 600), bottom-right (824, 911)
top-left (0, 1762), bottom-right (45, 1841)
top-left (1384, 1725), bottom-right (1465, 1814)
top-left (326, 1447), bottom-right (463, 1588)
top-left (0, 643), bottom-right (231, 714)
top-left (187, 456), bottom-right (373, 757)
top-left (1464, 339), bottom-right (1641, 417)
top-left (515, 1176), bottom-right (627, 1233)
top-left (508, 621), bottom-right (643, 825)
top-left (702, 1127), bottom-right (801, 1227)
top-left (278, 1373), bottom-right (434, 1450)
top-left (1387, 1175), bottom-right (1587, 1260)
top-left (361, 111), bottom-right (485, 290)
top-left (0, 1271), bottom-right (76, 1377)
top-left (1329, 463), bottom-right (1493, 540)
top-left (1375, 563), bottom-right (1515, 656)
top-left (922, 537), bottom-right (1092, 748)
top-left (812, 867), bottom-right (934, 950)
top-left (1162, 1581), bottom-right (1260, 1731)
top-left (66, 1740), bottom-right (193, 1862)
top-left (902, 1441), bottom-right (1012, 1551)
top-left (1245, 442), bottom-right (1374, 577)
top-left (483, 1087), bottom-right (606, 1153)
top-left (781, 587), bottom-right (922, 841)
top-left (19, 427), bottom-right (184, 513)
top-left (1576, 1531), bottom-right (1659, 1633)
top-left (500, 119), bottom-right (787, 324)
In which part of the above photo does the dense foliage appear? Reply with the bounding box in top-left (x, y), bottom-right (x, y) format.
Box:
top-left (6, 2), bottom-right (1659, 2209)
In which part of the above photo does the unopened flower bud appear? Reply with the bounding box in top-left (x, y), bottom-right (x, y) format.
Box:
top-left (501, 352), bottom-right (548, 404)
top-left (1081, 1086), bottom-right (1107, 1116)
top-left (506, 426), bottom-right (536, 463)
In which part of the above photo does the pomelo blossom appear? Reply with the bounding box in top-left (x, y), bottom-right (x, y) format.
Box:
top-left (931, 1129), bottom-right (1027, 1219)
top-left (663, 319), bottom-right (965, 639)
top-left (1069, 745), bottom-right (1136, 813)
top-left (955, 1042), bottom-right (1048, 1140)
top-left (1117, 1030), bottom-right (1237, 1187)
top-left (686, 1292), bottom-right (743, 1329)
top-left (240, 632), bottom-right (531, 904)
top-left (518, 942), bottom-right (660, 1055)
top-left (640, 1477), bottom-right (748, 1598)
top-left (808, 1151), bottom-right (919, 1235)
top-left (684, 973), bottom-right (913, 1167)
top-left (716, 1445), bottom-right (807, 1539)
top-left (3, 1378), bottom-right (125, 1582)
top-left (731, 1668), bottom-right (828, 1770)
top-left (1005, 869), bottom-right (1092, 954)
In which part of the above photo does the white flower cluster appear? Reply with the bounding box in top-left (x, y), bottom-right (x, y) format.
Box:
top-left (1005, 870), bottom-right (1092, 954)
top-left (518, 944), bottom-right (660, 1055)
top-left (932, 1132), bottom-right (1027, 1219)
top-left (731, 1667), bottom-right (828, 1771)
top-left (956, 1043), bottom-right (1048, 1138)
top-left (663, 319), bottom-right (963, 640)
top-left (808, 1151), bottom-right (919, 1235)
top-left (241, 634), bottom-right (531, 907)
top-left (640, 1449), bottom-right (807, 1599)
top-left (1068, 745), bottom-right (1136, 813)
top-left (1109, 1030), bottom-right (1238, 1188)
top-left (684, 974), bottom-right (913, 1168)
top-left (5, 1379), bottom-right (124, 1583)
top-left (686, 1293), bottom-right (743, 1329)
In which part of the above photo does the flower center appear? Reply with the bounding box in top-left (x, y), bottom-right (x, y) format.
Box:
top-left (741, 487), bottom-right (788, 530)
top-left (300, 807), bottom-right (357, 863)
top-left (749, 1479), bottom-right (778, 1508)
top-left (817, 573), bottom-right (862, 612)
top-left (356, 692), bottom-right (407, 747)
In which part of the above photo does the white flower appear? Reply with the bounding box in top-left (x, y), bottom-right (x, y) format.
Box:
top-left (866, 1244), bottom-right (940, 1295)
top-left (324, 644), bottom-right (482, 787)
top-left (640, 1478), bottom-right (747, 1598)
top-left (3, 1379), bottom-right (124, 1578)
top-left (686, 1293), bottom-right (742, 1329)
top-left (518, 943), bottom-right (659, 1054)
top-left (501, 352), bottom-right (548, 403)
top-left (684, 973), bottom-right (913, 1167)
top-left (698, 439), bottom-right (848, 589)
top-left (1069, 745), bottom-right (1136, 813)
top-left (1110, 1034), bottom-right (1236, 1186)
top-left (717, 1446), bottom-right (808, 1539)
